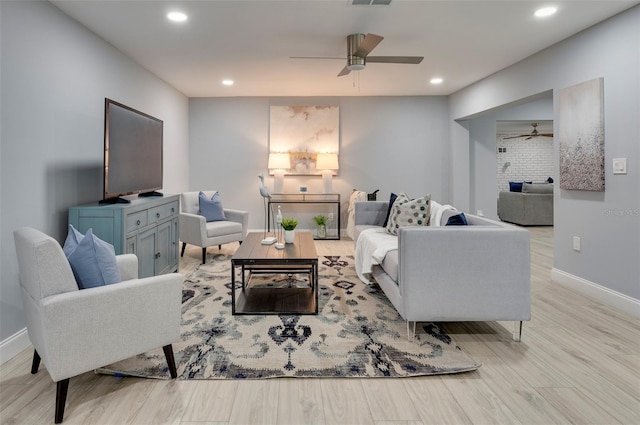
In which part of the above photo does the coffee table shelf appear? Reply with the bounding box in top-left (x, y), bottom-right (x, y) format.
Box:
top-left (231, 231), bottom-right (318, 315)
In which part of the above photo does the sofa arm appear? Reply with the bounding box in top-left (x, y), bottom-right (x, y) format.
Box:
top-left (397, 224), bottom-right (530, 322)
top-left (224, 209), bottom-right (249, 239)
top-left (179, 212), bottom-right (207, 245)
top-left (116, 254), bottom-right (138, 281)
top-left (39, 272), bottom-right (183, 382)
top-left (354, 201), bottom-right (389, 226)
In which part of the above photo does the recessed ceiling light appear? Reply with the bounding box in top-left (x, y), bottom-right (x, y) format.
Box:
top-left (167, 11), bottom-right (188, 22)
top-left (222, 79), bottom-right (234, 86)
top-left (534, 6), bottom-right (557, 18)
top-left (430, 77), bottom-right (443, 85)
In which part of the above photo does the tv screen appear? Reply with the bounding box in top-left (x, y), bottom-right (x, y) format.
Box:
top-left (103, 99), bottom-right (163, 202)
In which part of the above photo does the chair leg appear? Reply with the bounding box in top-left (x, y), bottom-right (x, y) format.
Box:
top-left (180, 242), bottom-right (187, 257)
top-left (55, 378), bottom-right (70, 424)
top-left (202, 248), bottom-right (207, 264)
top-left (163, 344), bottom-right (178, 379)
top-left (406, 321), bottom-right (416, 341)
top-left (513, 321), bottom-right (523, 342)
top-left (31, 349), bottom-right (41, 374)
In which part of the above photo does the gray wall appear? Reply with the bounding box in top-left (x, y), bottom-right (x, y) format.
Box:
top-left (450, 6), bottom-right (640, 299)
top-left (468, 97), bottom-right (553, 219)
top-left (0, 1), bottom-right (190, 342)
top-left (189, 96), bottom-right (450, 230)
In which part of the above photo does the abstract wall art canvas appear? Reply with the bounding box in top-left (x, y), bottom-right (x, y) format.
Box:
top-left (269, 106), bottom-right (339, 175)
top-left (559, 77), bottom-right (605, 191)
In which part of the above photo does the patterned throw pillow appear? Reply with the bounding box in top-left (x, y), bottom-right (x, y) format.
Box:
top-left (385, 193), bottom-right (431, 235)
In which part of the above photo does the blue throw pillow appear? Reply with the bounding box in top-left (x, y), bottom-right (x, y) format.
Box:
top-left (63, 225), bottom-right (121, 289)
top-left (198, 191), bottom-right (227, 222)
top-left (445, 213), bottom-right (468, 226)
top-left (382, 192), bottom-right (398, 227)
top-left (509, 182), bottom-right (524, 192)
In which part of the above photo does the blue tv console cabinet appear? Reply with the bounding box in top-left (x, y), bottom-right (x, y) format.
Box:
top-left (68, 194), bottom-right (179, 278)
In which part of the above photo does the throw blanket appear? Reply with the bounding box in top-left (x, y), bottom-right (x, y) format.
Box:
top-left (429, 200), bottom-right (457, 227)
top-left (347, 190), bottom-right (368, 239)
top-left (355, 227), bottom-right (398, 284)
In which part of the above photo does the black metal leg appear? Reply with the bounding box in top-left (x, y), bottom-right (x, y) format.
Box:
top-left (55, 378), bottom-right (69, 424)
top-left (180, 242), bottom-right (187, 257)
top-left (31, 350), bottom-right (41, 374)
top-left (162, 345), bottom-right (178, 379)
top-left (202, 248), bottom-right (206, 264)
top-left (218, 244), bottom-right (222, 250)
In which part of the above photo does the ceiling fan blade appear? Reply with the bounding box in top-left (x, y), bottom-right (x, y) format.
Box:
top-left (502, 134), bottom-right (529, 139)
top-left (366, 56), bottom-right (424, 64)
top-left (289, 56), bottom-right (345, 60)
top-left (354, 33), bottom-right (383, 57)
top-left (540, 133), bottom-right (554, 137)
top-left (337, 66), bottom-right (351, 77)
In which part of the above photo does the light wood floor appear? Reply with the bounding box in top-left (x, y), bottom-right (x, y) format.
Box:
top-left (2, 227), bottom-right (639, 424)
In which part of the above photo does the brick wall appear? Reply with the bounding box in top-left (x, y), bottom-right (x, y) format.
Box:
top-left (496, 135), bottom-right (554, 194)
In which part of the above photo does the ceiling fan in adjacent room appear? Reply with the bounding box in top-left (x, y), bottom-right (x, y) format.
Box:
top-left (503, 123), bottom-right (554, 139)
top-left (290, 33), bottom-right (423, 77)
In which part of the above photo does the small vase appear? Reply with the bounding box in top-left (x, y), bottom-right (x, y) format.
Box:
top-left (317, 224), bottom-right (327, 239)
top-left (284, 230), bottom-right (295, 244)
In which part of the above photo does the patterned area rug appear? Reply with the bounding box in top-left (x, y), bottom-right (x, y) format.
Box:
top-left (100, 254), bottom-right (480, 379)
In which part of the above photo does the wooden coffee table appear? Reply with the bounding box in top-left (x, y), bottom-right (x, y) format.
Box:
top-left (231, 231), bottom-right (318, 315)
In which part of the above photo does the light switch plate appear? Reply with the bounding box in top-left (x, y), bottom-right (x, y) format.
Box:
top-left (613, 158), bottom-right (627, 174)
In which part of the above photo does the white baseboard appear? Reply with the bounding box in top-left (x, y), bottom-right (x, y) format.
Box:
top-left (551, 268), bottom-right (640, 318)
top-left (0, 328), bottom-right (31, 365)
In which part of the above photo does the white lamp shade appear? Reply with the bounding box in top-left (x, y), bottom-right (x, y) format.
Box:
top-left (268, 153), bottom-right (290, 170)
top-left (316, 153), bottom-right (339, 170)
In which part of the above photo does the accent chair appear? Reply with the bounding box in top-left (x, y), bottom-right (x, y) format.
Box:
top-left (13, 227), bottom-right (183, 423)
top-left (179, 190), bottom-right (249, 264)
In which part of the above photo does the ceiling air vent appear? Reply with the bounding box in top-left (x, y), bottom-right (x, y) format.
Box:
top-left (352, 0), bottom-right (392, 5)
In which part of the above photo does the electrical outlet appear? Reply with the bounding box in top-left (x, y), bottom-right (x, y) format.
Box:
top-left (573, 236), bottom-right (581, 252)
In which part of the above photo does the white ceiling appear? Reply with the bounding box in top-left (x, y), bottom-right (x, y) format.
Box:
top-left (50, 0), bottom-right (638, 98)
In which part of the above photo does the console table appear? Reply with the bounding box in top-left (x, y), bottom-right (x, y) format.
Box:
top-left (68, 195), bottom-right (179, 278)
top-left (268, 193), bottom-right (341, 240)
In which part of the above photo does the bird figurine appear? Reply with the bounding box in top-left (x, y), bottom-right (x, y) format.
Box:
top-left (258, 173), bottom-right (271, 199)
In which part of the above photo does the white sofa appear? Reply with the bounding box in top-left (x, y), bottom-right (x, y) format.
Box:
top-left (354, 201), bottom-right (531, 340)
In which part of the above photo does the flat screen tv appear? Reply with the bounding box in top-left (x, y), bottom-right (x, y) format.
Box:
top-left (102, 98), bottom-right (163, 203)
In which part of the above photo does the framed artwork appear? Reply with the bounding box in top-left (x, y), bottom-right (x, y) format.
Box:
top-left (559, 77), bottom-right (605, 191)
top-left (269, 106), bottom-right (339, 175)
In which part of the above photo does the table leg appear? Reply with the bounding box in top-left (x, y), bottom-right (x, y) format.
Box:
top-left (231, 261), bottom-right (236, 315)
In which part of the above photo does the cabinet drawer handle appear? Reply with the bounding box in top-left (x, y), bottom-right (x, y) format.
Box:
top-left (136, 219), bottom-right (141, 225)
top-left (171, 207), bottom-right (175, 213)
top-left (156, 213), bottom-right (161, 219)
top-left (155, 252), bottom-right (161, 259)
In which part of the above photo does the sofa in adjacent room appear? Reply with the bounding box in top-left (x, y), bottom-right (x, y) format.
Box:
top-left (498, 182), bottom-right (554, 226)
top-left (354, 200), bottom-right (531, 341)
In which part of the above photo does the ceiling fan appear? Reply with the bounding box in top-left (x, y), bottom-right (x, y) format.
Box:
top-left (291, 33), bottom-right (423, 77)
top-left (503, 123), bottom-right (554, 140)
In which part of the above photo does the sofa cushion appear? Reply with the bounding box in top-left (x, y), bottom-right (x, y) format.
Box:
top-left (199, 191), bottom-right (227, 222)
top-left (63, 226), bottom-right (121, 289)
top-left (380, 249), bottom-right (399, 283)
top-left (522, 182), bottom-right (553, 194)
top-left (205, 220), bottom-right (243, 238)
top-left (385, 194), bottom-right (431, 235)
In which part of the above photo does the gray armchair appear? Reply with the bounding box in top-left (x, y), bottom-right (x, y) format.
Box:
top-left (180, 191), bottom-right (248, 264)
top-left (13, 227), bottom-right (183, 423)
